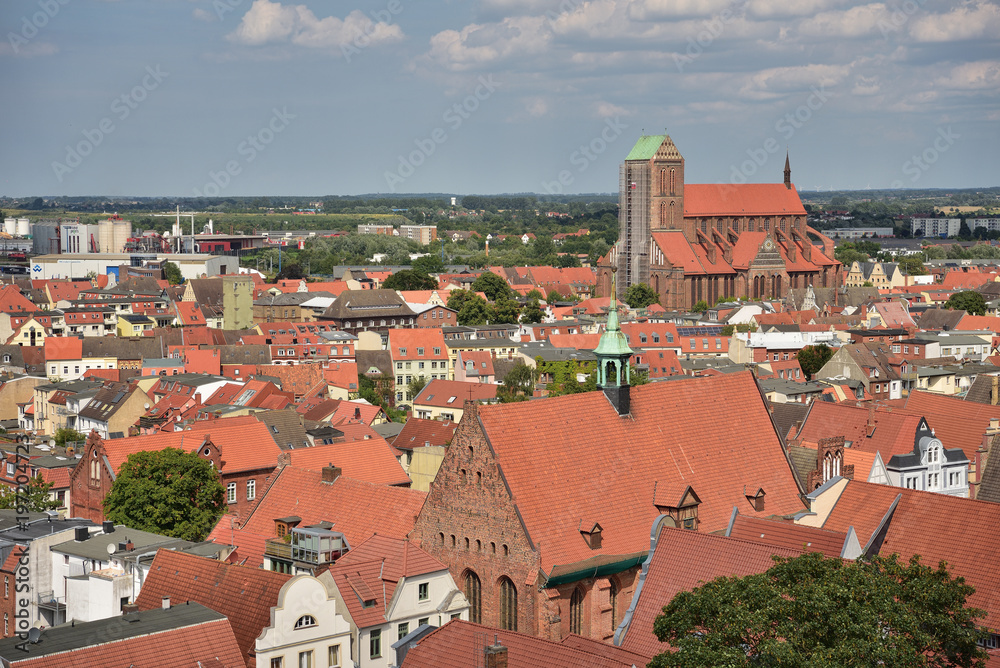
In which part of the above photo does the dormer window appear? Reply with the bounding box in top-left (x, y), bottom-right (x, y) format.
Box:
top-left (294, 615), bottom-right (317, 629)
top-left (579, 521), bottom-right (603, 549)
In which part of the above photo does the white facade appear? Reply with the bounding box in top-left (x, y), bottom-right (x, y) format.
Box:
top-left (30, 253), bottom-right (227, 280)
top-left (969, 218), bottom-right (1000, 233)
top-left (354, 568), bottom-right (468, 668)
top-left (911, 217), bottom-right (961, 237)
top-left (886, 434), bottom-right (969, 497)
top-left (255, 574), bottom-right (353, 668)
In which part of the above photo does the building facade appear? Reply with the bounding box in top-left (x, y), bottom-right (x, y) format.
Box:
top-left (597, 135), bottom-right (840, 309)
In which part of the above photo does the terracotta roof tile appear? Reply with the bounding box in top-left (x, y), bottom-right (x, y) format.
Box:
top-left (684, 183), bottom-right (807, 217)
top-left (207, 467), bottom-right (426, 567)
top-left (413, 379), bottom-right (497, 407)
top-left (728, 514), bottom-right (846, 558)
top-left (392, 417), bottom-right (457, 449)
top-left (402, 619), bottom-right (643, 668)
top-left (475, 372), bottom-right (805, 573)
top-left (619, 526), bottom-right (801, 658)
top-left (900, 390), bottom-right (1000, 461)
top-left (795, 402), bottom-right (921, 458)
top-left (134, 549), bottom-right (289, 664)
top-left (821, 479), bottom-right (1000, 630)
top-left (287, 438), bottom-right (410, 486)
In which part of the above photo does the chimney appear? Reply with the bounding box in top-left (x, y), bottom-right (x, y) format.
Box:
top-left (321, 463), bottom-right (342, 484)
top-left (74, 526), bottom-right (90, 542)
top-left (122, 603), bottom-right (140, 622)
top-left (102, 520), bottom-right (114, 534)
top-left (485, 641), bottom-right (508, 668)
top-left (603, 384), bottom-right (630, 417)
top-left (162, 597), bottom-right (170, 610)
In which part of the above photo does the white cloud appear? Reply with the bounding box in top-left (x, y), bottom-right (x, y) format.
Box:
top-left (424, 16), bottom-right (550, 71)
top-left (0, 41), bottom-right (58, 58)
top-left (747, 0), bottom-right (850, 19)
top-left (798, 3), bottom-right (892, 37)
top-left (596, 101), bottom-right (631, 116)
top-left (935, 60), bottom-right (1000, 92)
top-left (227, 0), bottom-right (403, 50)
top-left (739, 63), bottom-right (850, 99)
top-left (909, 1), bottom-right (1000, 42)
top-left (525, 97), bottom-right (550, 116)
top-left (628, 0), bottom-right (735, 21)
top-left (192, 8), bottom-right (214, 23)
top-left (851, 74), bottom-right (881, 96)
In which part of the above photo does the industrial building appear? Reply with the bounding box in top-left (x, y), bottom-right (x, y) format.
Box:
top-left (30, 253), bottom-right (231, 280)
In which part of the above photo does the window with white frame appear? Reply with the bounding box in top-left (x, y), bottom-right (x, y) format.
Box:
top-left (247, 479), bottom-right (256, 500)
top-left (227, 482), bottom-right (236, 504)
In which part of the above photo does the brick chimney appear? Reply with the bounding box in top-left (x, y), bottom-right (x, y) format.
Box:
top-left (321, 463), bottom-right (342, 484)
top-left (485, 642), bottom-right (508, 668)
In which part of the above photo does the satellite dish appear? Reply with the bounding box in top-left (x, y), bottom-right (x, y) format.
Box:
top-left (144, 403), bottom-right (150, 410)
top-left (106, 543), bottom-right (116, 555)
top-left (27, 627), bottom-right (40, 644)
top-left (48, 439), bottom-right (55, 448)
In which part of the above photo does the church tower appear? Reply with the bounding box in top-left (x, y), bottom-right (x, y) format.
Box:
top-left (784, 151), bottom-right (792, 190)
top-left (594, 270), bottom-right (634, 416)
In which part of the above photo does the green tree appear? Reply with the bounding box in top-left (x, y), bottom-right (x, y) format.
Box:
top-left (54, 428), bottom-right (86, 447)
top-left (897, 255), bottom-right (928, 276)
top-left (446, 288), bottom-right (477, 312)
top-left (623, 283), bottom-right (660, 309)
top-left (692, 300), bottom-right (709, 313)
top-left (520, 298), bottom-right (545, 324)
top-left (556, 253), bottom-right (582, 267)
top-left (0, 475), bottom-right (61, 512)
top-left (275, 262), bottom-right (305, 281)
top-left (944, 291), bottom-right (987, 316)
top-left (533, 235), bottom-right (557, 264)
top-left (412, 254), bottom-right (445, 275)
top-left (103, 448), bottom-right (226, 542)
top-left (456, 293), bottom-right (493, 326)
top-left (797, 344), bottom-right (834, 380)
top-left (651, 552), bottom-right (986, 668)
top-left (546, 289), bottom-right (563, 304)
top-left (491, 296), bottom-right (522, 324)
top-left (382, 270), bottom-right (438, 291)
top-left (923, 245), bottom-right (947, 260)
top-left (498, 363), bottom-right (535, 402)
top-left (471, 271), bottom-right (513, 302)
top-left (525, 288), bottom-right (544, 301)
top-left (162, 261), bottom-right (183, 285)
top-left (407, 375), bottom-right (428, 401)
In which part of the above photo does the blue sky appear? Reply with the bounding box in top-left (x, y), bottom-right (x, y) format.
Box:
top-left (1, 0), bottom-right (997, 197)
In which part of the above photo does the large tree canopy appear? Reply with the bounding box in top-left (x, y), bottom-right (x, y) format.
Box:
top-left (471, 271), bottom-right (513, 302)
top-left (382, 269), bottom-right (438, 291)
top-left (624, 282), bottom-right (660, 309)
top-left (944, 290), bottom-right (986, 317)
top-left (797, 344), bottom-right (834, 380)
top-left (651, 552), bottom-right (986, 668)
top-left (103, 448), bottom-right (226, 542)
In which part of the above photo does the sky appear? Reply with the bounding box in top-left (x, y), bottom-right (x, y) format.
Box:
top-left (1, 0), bottom-right (998, 197)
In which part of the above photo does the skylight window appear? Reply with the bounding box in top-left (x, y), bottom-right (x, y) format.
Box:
top-left (447, 397), bottom-right (456, 404)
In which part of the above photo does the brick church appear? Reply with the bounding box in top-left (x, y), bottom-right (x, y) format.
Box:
top-left (411, 293), bottom-right (805, 644)
top-left (597, 135), bottom-right (840, 309)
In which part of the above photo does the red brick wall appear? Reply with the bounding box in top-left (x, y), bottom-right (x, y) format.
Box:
top-left (0, 565), bottom-right (17, 638)
top-left (413, 306), bottom-right (457, 328)
top-left (412, 403), bottom-right (641, 643)
top-left (412, 402), bottom-right (541, 636)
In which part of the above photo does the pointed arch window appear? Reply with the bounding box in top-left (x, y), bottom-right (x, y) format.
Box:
top-left (609, 579), bottom-right (620, 631)
top-left (499, 577), bottom-right (517, 631)
top-left (570, 588), bottom-right (584, 635)
top-left (465, 571), bottom-right (481, 624)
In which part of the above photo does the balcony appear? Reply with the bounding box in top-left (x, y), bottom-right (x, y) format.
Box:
top-left (264, 538), bottom-right (292, 561)
top-left (37, 590), bottom-right (65, 612)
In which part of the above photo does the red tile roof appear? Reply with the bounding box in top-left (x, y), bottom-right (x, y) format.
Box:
top-left (100, 422), bottom-right (282, 474)
top-left (619, 525), bottom-right (801, 658)
top-left (727, 514), bottom-right (847, 558)
top-left (957, 315), bottom-right (1000, 333)
top-left (684, 183), bottom-right (807, 217)
top-left (820, 479), bottom-right (1000, 630)
top-left (43, 336), bottom-right (82, 361)
top-left (387, 328), bottom-right (448, 362)
top-left (328, 534), bottom-right (446, 629)
top-left (324, 362), bottom-right (358, 391)
top-left (7, 612), bottom-right (246, 668)
top-left (413, 379), bottom-right (497, 407)
top-left (0, 285), bottom-right (36, 314)
top-left (899, 390), bottom-right (1000, 461)
top-left (392, 417), bottom-right (458, 449)
top-left (207, 467), bottom-right (426, 567)
top-left (402, 619), bottom-right (646, 668)
top-left (794, 402), bottom-right (922, 458)
top-left (546, 333), bottom-right (602, 350)
top-left (134, 549), bottom-right (289, 665)
top-left (286, 438), bottom-right (410, 486)
top-left (475, 372), bottom-right (805, 573)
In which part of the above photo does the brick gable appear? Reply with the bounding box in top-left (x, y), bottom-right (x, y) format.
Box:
top-left (412, 401), bottom-right (540, 635)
